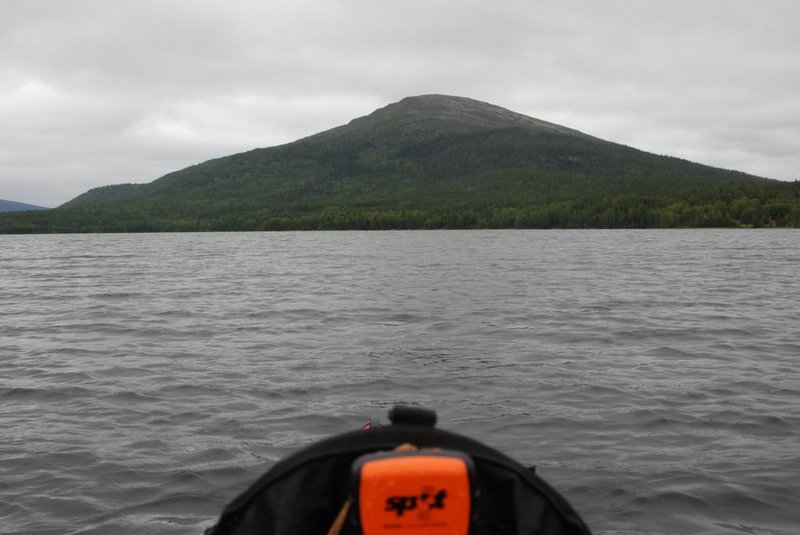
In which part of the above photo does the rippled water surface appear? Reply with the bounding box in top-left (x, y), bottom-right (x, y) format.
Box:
top-left (1, 230), bottom-right (798, 535)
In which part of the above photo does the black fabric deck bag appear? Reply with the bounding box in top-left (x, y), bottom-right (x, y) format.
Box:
top-left (206, 406), bottom-right (592, 535)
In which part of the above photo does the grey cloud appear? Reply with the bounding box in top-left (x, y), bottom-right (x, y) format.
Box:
top-left (1, 0), bottom-right (798, 206)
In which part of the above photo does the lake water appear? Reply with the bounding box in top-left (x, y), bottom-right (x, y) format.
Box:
top-left (1, 230), bottom-right (798, 535)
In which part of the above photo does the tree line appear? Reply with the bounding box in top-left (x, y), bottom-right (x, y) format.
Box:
top-left (1, 182), bottom-right (796, 233)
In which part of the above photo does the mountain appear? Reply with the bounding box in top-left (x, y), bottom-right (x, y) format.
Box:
top-left (1, 95), bottom-right (798, 232)
top-left (0, 199), bottom-right (47, 213)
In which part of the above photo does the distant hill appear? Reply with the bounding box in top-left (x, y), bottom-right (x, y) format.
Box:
top-left (1, 95), bottom-right (798, 232)
top-left (0, 199), bottom-right (47, 213)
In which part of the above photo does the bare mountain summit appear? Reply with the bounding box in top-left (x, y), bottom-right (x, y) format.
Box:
top-left (350, 94), bottom-right (584, 135)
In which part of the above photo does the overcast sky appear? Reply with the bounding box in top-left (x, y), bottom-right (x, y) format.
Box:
top-left (2, 0), bottom-right (798, 207)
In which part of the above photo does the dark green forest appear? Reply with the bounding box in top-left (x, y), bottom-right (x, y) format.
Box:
top-left (3, 179), bottom-right (797, 233)
top-left (2, 95), bottom-right (797, 233)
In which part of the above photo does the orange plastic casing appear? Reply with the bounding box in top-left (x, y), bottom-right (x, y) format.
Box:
top-left (352, 450), bottom-right (474, 535)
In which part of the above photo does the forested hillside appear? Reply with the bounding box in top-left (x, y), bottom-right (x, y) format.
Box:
top-left (1, 95), bottom-right (797, 232)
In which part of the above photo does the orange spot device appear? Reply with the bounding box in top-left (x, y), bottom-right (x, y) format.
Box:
top-left (351, 450), bottom-right (476, 535)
